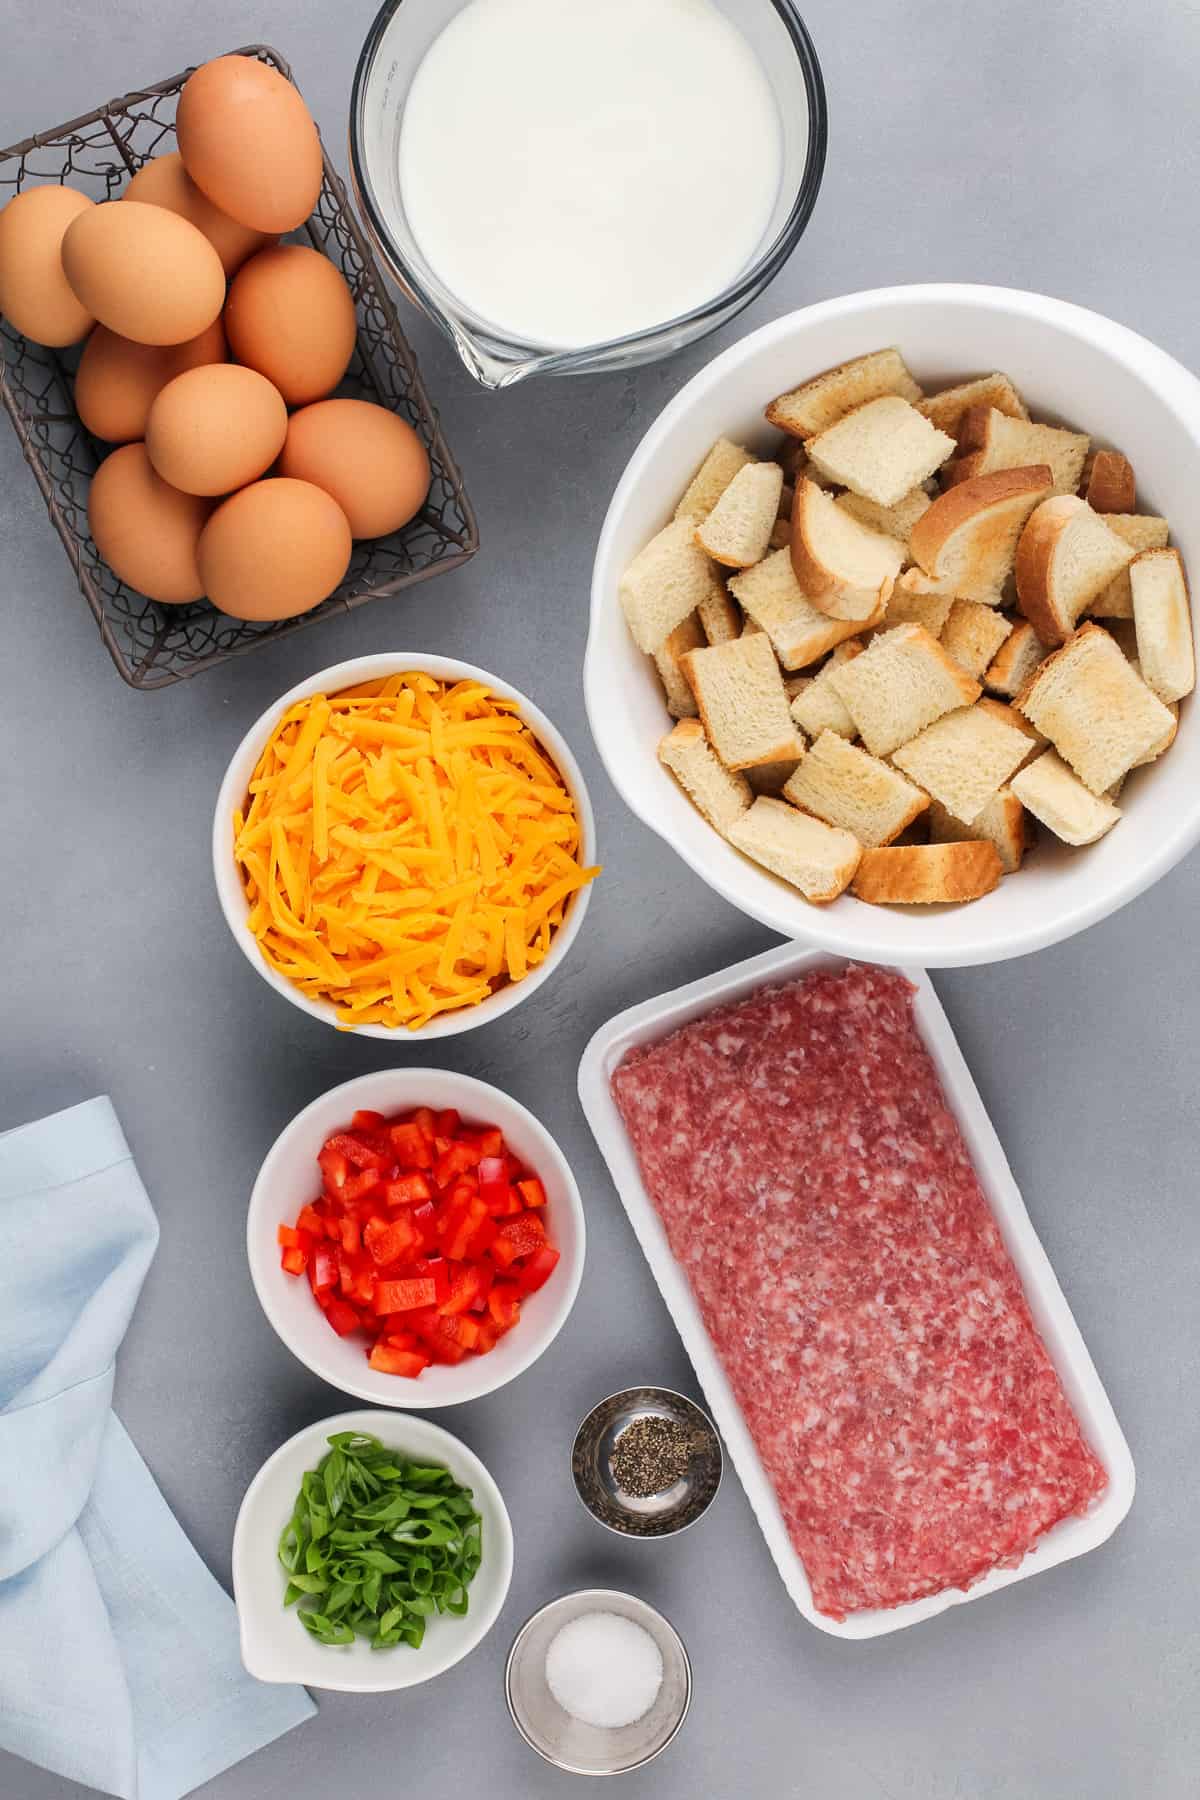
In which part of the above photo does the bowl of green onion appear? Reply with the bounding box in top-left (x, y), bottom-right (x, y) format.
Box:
top-left (232, 1410), bottom-right (514, 1691)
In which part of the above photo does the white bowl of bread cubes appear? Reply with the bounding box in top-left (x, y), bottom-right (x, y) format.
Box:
top-left (586, 284), bottom-right (1200, 966)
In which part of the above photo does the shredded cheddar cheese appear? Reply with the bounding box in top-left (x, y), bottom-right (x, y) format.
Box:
top-left (233, 674), bottom-right (600, 1030)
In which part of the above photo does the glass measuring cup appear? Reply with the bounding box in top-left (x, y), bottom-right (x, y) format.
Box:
top-left (349, 0), bottom-right (827, 389)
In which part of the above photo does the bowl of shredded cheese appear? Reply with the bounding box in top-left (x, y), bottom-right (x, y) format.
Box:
top-left (213, 654), bottom-right (599, 1036)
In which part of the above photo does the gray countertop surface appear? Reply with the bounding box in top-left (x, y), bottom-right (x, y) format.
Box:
top-left (3, 3), bottom-right (1198, 1796)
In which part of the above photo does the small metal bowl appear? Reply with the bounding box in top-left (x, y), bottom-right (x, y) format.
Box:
top-left (505, 1588), bottom-right (692, 1776)
top-left (572, 1386), bottom-right (722, 1539)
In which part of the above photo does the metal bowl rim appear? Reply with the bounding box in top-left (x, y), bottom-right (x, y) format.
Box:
top-left (503, 1586), bottom-right (694, 1777)
top-left (570, 1386), bottom-right (724, 1540)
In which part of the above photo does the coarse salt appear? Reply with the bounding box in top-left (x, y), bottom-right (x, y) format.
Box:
top-left (544, 1611), bottom-right (664, 1730)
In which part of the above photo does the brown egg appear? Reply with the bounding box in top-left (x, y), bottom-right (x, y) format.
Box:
top-left (198, 478), bottom-right (352, 620)
top-left (75, 317), bottom-right (226, 443)
top-left (61, 201), bottom-right (226, 346)
top-left (124, 152), bottom-right (272, 276)
top-left (176, 55), bottom-right (323, 235)
top-left (279, 399), bottom-right (431, 538)
top-left (0, 185), bottom-right (95, 346)
top-left (145, 363), bottom-right (288, 496)
top-left (88, 443), bottom-right (212, 603)
top-left (224, 245), bottom-right (356, 406)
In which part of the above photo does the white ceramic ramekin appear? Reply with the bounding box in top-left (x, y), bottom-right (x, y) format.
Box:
top-left (213, 651), bottom-right (596, 1035)
top-left (587, 284), bottom-right (1200, 966)
top-left (233, 1408), bottom-right (513, 1691)
top-left (247, 1068), bottom-right (585, 1407)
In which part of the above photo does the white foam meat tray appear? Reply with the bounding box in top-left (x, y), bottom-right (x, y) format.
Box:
top-left (577, 944), bottom-right (1136, 1639)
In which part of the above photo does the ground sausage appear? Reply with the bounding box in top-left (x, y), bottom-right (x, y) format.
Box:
top-left (611, 963), bottom-right (1107, 1619)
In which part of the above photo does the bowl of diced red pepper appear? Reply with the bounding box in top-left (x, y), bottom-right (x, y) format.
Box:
top-left (248, 1070), bottom-right (585, 1405)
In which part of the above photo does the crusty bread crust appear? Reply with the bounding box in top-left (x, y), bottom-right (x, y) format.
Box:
top-left (1083, 449), bottom-right (1136, 514)
top-left (682, 656), bottom-right (799, 772)
top-left (938, 453), bottom-right (982, 489)
top-left (1013, 621), bottom-right (1176, 791)
top-left (909, 464), bottom-right (1054, 592)
top-left (1129, 546), bottom-right (1195, 704)
top-left (929, 789), bottom-right (1028, 874)
top-left (765, 347), bottom-right (921, 439)
top-left (918, 373), bottom-right (1029, 436)
top-left (984, 619), bottom-right (1047, 696)
top-left (1010, 749), bottom-right (1121, 845)
top-left (697, 585), bottom-right (741, 645)
top-left (658, 718), bottom-right (752, 832)
top-left (790, 480), bottom-right (900, 621)
top-left (1013, 495), bottom-right (1122, 644)
top-left (1011, 620), bottom-right (1085, 713)
top-left (654, 611), bottom-right (704, 717)
top-left (726, 796), bottom-right (861, 902)
top-left (955, 404), bottom-right (1001, 452)
top-left (695, 461), bottom-right (784, 570)
top-left (850, 840), bottom-right (1003, 904)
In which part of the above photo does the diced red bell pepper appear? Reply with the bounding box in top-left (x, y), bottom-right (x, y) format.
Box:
top-left (325, 1132), bottom-right (386, 1170)
top-left (318, 1145), bottom-right (351, 1194)
top-left (337, 1251), bottom-right (376, 1306)
top-left (368, 1343), bottom-right (431, 1377)
top-left (515, 1244), bottom-right (560, 1294)
top-left (488, 1281), bottom-right (522, 1330)
top-left (517, 1177), bottom-right (547, 1209)
top-left (374, 1276), bottom-right (438, 1315)
top-left (440, 1193), bottom-right (490, 1261)
top-left (469, 1261), bottom-right (495, 1310)
top-left (466, 1215), bottom-right (498, 1257)
top-left (438, 1262), bottom-right (487, 1317)
top-left (308, 1244), bottom-right (339, 1296)
top-left (323, 1298), bottom-right (363, 1337)
top-left (363, 1214), bottom-right (422, 1266)
top-left (419, 1329), bottom-right (467, 1365)
top-left (433, 1139), bottom-right (483, 1187)
top-left (382, 1172), bottom-right (433, 1207)
top-left (460, 1126), bottom-right (504, 1159)
top-left (477, 1156), bottom-right (512, 1209)
top-left (407, 1305), bottom-right (468, 1363)
top-left (491, 1210), bottom-right (547, 1268)
top-left (287, 1101), bottom-right (557, 1376)
top-left (438, 1311), bottom-right (481, 1350)
top-left (341, 1168), bottom-right (384, 1204)
top-left (388, 1121), bottom-right (433, 1169)
top-left (412, 1256), bottom-right (451, 1306)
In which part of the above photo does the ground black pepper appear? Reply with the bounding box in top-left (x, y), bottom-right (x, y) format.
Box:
top-left (610, 1415), bottom-right (694, 1497)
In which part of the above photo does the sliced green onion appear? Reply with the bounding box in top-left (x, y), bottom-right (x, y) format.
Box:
top-left (278, 1433), bottom-right (483, 1651)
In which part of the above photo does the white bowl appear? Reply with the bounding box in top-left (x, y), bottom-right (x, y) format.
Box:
top-left (213, 652), bottom-right (596, 1035)
top-left (247, 1068), bottom-right (585, 1407)
top-left (587, 283), bottom-right (1200, 966)
top-left (232, 1408), bottom-right (514, 1691)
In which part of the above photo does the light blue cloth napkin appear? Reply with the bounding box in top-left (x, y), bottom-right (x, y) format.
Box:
top-left (0, 1097), bottom-right (315, 1800)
